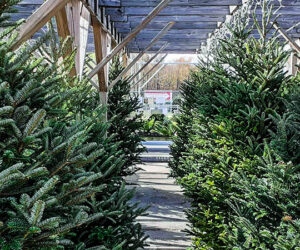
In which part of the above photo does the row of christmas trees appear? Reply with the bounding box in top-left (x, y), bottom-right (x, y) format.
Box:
top-left (170, 1), bottom-right (300, 249)
top-left (0, 0), bottom-right (146, 249)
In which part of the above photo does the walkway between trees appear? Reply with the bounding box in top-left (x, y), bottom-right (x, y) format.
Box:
top-left (128, 141), bottom-right (191, 249)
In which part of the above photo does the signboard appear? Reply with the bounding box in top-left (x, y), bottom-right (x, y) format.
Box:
top-left (144, 91), bottom-right (172, 103)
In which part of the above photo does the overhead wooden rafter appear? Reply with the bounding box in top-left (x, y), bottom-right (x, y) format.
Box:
top-left (133, 53), bottom-right (168, 88)
top-left (128, 43), bottom-right (169, 83)
top-left (14, 0), bottom-right (300, 55)
top-left (109, 21), bottom-right (175, 90)
top-left (11, 0), bottom-right (70, 50)
top-left (272, 22), bottom-right (300, 54)
top-left (87, 0), bottom-right (172, 80)
top-left (140, 64), bottom-right (166, 90)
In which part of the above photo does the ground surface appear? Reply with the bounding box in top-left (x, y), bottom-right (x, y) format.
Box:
top-left (127, 141), bottom-right (191, 249)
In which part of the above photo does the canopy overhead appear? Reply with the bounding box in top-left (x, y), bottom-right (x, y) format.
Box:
top-left (13, 0), bottom-right (300, 54)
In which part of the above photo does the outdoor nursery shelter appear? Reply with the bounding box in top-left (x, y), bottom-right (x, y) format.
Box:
top-left (0, 0), bottom-right (300, 249)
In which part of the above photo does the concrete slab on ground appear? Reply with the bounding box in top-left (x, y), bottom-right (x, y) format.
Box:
top-left (128, 163), bottom-right (191, 250)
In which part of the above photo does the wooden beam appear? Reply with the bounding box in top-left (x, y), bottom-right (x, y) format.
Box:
top-left (290, 52), bottom-right (298, 76)
top-left (109, 22), bottom-right (175, 90)
top-left (67, 0), bottom-right (90, 79)
top-left (11, 0), bottom-right (70, 50)
top-left (92, 16), bottom-right (108, 106)
top-left (133, 53), bottom-right (168, 88)
top-left (128, 42), bottom-right (169, 83)
top-left (139, 64), bottom-right (166, 90)
top-left (80, 0), bottom-right (118, 48)
top-left (272, 22), bottom-right (300, 54)
top-left (55, 7), bottom-right (70, 38)
top-left (87, 0), bottom-right (172, 80)
top-left (55, 7), bottom-right (77, 77)
top-left (122, 51), bottom-right (128, 68)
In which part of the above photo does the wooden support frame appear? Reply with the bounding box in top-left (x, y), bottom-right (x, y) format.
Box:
top-left (67, 0), bottom-right (90, 79)
top-left (87, 0), bottom-right (172, 80)
top-left (109, 21), bottom-right (175, 90)
top-left (272, 22), bottom-right (300, 54)
top-left (122, 51), bottom-right (128, 68)
top-left (55, 7), bottom-right (77, 77)
top-left (11, 0), bottom-right (70, 50)
top-left (140, 64), bottom-right (166, 90)
top-left (127, 42), bottom-right (169, 83)
top-left (81, 0), bottom-right (118, 45)
top-left (92, 16), bottom-right (109, 107)
top-left (290, 52), bottom-right (298, 76)
top-left (133, 53), bottom-right (168, 88)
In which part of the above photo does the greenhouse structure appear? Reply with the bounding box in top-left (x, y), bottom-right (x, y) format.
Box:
top-left (0, 0), bottom-right (299, 249)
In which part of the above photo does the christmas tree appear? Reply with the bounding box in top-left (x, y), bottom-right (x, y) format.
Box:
top-left (0, 2), bottom-right (147, 249)
top-left (108, 56), bottom-right (146, 176)
top-left (169, 1), bottom-right (299, 248)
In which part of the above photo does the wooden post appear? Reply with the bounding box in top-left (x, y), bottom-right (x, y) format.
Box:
top-left (87, 0), bottom-right (172, 80)
top-left (55, 7), bottom-right (77, 77)
top-left (122, 51), bottom-right (128, 68)
top-left (126, 43), bottom-right (169, 84)
top-left (111, 38), bottom-right (117, 49)
top-left (133, 53), bottom-right (168, 88)
top-left (110, 22), bottom-right (175, 88)
top-left (11, 0), bottom-right (71, 50)
top-left (92, 16), bottom-right (108, 111)
top-left (289, 52), bottom-right (298, 76)
top-left (67, 0), bottom-right (90, 79)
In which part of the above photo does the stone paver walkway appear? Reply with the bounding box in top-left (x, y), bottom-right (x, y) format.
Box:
top-left (128, 162), bottom-right (191, 250)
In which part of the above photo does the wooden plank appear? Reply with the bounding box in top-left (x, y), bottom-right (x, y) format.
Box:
top-left (133, 53), bottom-right (168, 88)
top-left (11, 0), bottom-right (70, 50)
top-left (120, 28), bottom-right (214, 35)
top-left (139, 64), bottom-right (166, 90)
top-left (99, 0), bottom-right (298, 7)
top-left (109, 22), bottom-right (175, 90)
top-left (55, 7), bottom-right (70, 38)
top-left (105, 6), bottom-right (230, 16)
top-left (134, 32), bottom-right (208, 39)
top-left (99, 0), bottom-right (121, 7)
top-left (128, 43), bottom-right (169, 83)
top-left (112, 15), bottom-right (226, 23)
top-left (87, 0), bottom-right (172, 80)
top-left (80, 0), bottom-right (119, 47)
top-left (67, 0), bottom-right (90, 79)
top-left (272, 22), bottom-right (300, 53)
top-left (122, 51), bottom-right (128, 67)
top-left (114, 21), bottom-right (218, 30)
top-left (55, 7), bottom-right (77, 77)
top-left (92, 16), bottom-right (108, 96)
top-left (122, 0), bottom-right (242, 6)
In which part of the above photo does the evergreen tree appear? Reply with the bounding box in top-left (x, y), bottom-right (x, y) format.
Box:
top-left (0, 4), bottom-right (147, 249)
top-left (108, 57), bottom-right (146, 176)
top-left (169, 1), bottom-right (299, 248)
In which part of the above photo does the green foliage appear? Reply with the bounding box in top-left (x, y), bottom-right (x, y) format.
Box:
top-left (170, 2), bottom-right (300, 249)
top-left (108, 56), bottom-right (146, 176)
top-left (144, 115), bottom-right (178, 137)
top-left (0, 5), bottom-right (146, 249)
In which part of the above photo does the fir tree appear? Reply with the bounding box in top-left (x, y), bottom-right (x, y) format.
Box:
top-left (169, 1), bottom-right (298, 248)
top-left (108, 56), bottom-right (146, 176)
top-left (0, 4), bottom-right (147, 249)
